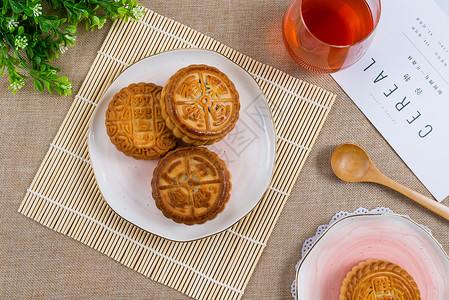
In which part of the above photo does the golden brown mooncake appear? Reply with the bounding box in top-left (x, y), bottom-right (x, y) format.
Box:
top-left (105, 82), bottom-right (176, 160)
top-left (160, 65), bottom-right (240, 146)
top-left (339, 259), bottom-right (421, 300)
top-left (151, 146), bottom-right (231, 225)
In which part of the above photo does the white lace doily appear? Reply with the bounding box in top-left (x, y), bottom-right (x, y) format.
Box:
top-left (290, 207), bottom-right (432, 299)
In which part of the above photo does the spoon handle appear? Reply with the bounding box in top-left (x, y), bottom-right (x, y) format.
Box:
top-left (373, 172), bottom-right (449, 221)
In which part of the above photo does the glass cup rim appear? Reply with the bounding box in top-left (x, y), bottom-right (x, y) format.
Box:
top-left (299, 0), bottom-right (382, 49)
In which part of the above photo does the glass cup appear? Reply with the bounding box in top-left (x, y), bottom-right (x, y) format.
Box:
top-left (282, 0), bottom-right (381, 73)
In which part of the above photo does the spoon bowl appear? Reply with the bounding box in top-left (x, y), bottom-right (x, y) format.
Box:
top-left (331, 143), bottom-right (371, 182)
top-left (331, 143), bottom-right (449, 222)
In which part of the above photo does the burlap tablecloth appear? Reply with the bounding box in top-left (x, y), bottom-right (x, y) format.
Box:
top-left (1, 1), bottom-right (448, 299)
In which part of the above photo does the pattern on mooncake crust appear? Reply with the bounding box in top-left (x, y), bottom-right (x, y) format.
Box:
top-left (161, 65), bottom-right (240, 146)
top-left (339, 259), bottom-right (421, 300)
top-left (151, 147), bottom-right (231, 225)
top-left (105, 82), bottom-right (176, 160)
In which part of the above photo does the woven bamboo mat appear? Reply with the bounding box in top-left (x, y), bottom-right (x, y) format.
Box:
top-left (18, 7), bottom-right (335, 300)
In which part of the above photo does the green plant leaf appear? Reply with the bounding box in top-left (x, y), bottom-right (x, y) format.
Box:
top-left (39, 20), bottom-right (51, 32)
top-left (33, 78), bottom-right (44, 92)
top-left (64, 25), bottom-right (77, 33)
top-left (92, 15), bottom-right (99, 26)
top-left (117, 7), bottom-right (127, 15)
top-left (9, 1), bottom-right (24, 13)
top-left (44, 80), bottom-right (53, 93)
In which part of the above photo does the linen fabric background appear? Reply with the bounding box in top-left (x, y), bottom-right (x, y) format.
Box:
top-left (1, 1), bottom-right (447, 299)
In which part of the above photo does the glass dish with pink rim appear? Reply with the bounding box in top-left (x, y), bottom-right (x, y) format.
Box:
top-left (291, 207), bottom-right (449, 299)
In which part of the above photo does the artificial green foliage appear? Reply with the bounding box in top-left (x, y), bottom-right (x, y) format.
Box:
top-left (0, 0), bottom-right (143, 95)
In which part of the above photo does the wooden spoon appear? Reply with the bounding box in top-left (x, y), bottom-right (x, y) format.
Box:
top-left (331, 143), bottom-right (449, 221)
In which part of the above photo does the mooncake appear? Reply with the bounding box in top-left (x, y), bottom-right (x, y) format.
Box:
top-left (339, 259), bottom-right (421, 300)
top-left (105, 82), bottom-right (176, 159)
top-left (160, 65), bottom-right (240, 146)
top-left (151, 146), bottom-right (231, 225)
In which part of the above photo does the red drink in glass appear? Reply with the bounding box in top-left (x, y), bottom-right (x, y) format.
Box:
top-left (282, 0), bottom-right (381, 73)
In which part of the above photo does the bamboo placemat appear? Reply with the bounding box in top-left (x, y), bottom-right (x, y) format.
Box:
top-left (18, 7), bottom-right (335, 300)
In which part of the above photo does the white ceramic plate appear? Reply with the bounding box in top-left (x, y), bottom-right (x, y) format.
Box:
top-left (88, 49), bottom-right (276, 241)
top-left (295, 213), bottom-right (449, 299)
